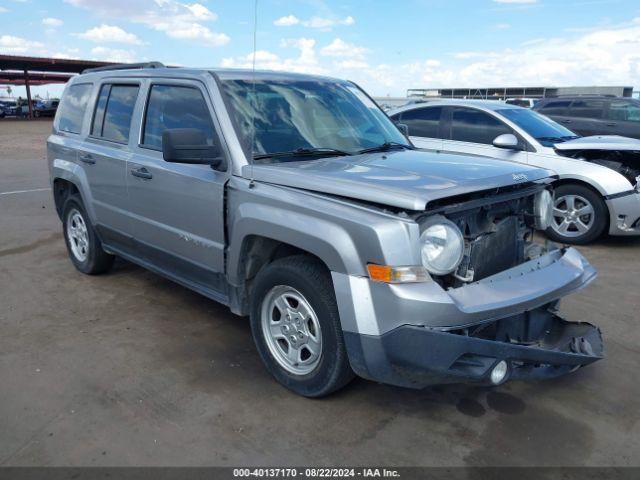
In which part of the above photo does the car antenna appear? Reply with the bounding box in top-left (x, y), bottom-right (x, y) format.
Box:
top-left (249, 0), bottom-right (258, 189)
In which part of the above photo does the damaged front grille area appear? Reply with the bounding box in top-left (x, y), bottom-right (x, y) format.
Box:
top-left (424, 188), bottom-right (543, 289)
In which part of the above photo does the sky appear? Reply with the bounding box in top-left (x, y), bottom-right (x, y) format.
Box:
top-left (1, 0), bottom-right (640, 99)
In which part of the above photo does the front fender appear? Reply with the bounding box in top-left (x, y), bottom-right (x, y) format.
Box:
top-left (225, 177), bottom-right (420, 285)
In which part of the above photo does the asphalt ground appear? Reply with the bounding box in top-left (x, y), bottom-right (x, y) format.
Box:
top-left (1, 119), bottom-right (639, 466)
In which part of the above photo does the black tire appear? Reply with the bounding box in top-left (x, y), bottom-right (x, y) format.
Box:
top-left (250, 255), bottom-right (355, 397)
top-left (62, 195), bottom-right (114, 274)
top-left (546, 184), bottom-right (608, 245)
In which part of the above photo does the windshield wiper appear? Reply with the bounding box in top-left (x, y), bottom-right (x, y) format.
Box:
top-left (536, 135), bottom-right (580, 144)
top-left (253, 147), bottom-right (352, 161)
top-left (356, 141), bottom-right (415, 155)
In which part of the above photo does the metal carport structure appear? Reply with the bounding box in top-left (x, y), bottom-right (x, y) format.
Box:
top-left (0, 55), bottom-right (114, 118)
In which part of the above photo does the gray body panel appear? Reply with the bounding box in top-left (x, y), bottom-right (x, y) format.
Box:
top-left (245, 151), bottom-right (553, 211)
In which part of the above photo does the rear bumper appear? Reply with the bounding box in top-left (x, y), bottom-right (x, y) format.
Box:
top-left (344, 312), bottom-right (603, 389)
top-left (607, 191), bottom-right (640, 236)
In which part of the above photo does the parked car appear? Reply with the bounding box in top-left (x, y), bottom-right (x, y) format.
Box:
top-left (505, 98), bottom-right (539, 108)
top-left (48, 64), bottom-right (602, 397)
top-left (389, 100), bottom-right (640, 244)
top-left (533, 96), bottom-right (640, 139)
top-left (34, 99), bottom-right (59, 117)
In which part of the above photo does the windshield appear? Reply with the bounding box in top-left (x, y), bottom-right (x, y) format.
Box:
top-left (498, 108), bottom-right (579, 147)
top-left (220, 79), bottom-right (409, 161)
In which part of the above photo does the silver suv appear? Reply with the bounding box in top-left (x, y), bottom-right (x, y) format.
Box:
top-left (48, 63), bottom-right (603, 397)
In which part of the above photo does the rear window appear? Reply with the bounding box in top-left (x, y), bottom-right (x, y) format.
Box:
top-left (57, 83), bottom-right (92, 134)
top-left (91, 84), bottom-right (140, 143)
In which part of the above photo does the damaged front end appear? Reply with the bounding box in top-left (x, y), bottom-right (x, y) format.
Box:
top-left (554, 135), bottom-right (640, 189)
top-left (337, 180), bottom-right (604, 389)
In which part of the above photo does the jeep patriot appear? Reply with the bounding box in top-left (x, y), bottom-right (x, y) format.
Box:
top-left (48, 63), bottom-right (603, 397)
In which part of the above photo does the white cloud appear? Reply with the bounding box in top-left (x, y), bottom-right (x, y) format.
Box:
top-left (90, 46), bottom-right (137, 63)
top-left (65, 0), bottom-right (229, 47)
top-left (494, 23), bottom-right (511, 29)
top-left (78, 24), bottom-right (142, 45)
top-left (320, 38), bottom-right (368, 58)
top-left (0, 35), bottom-right (45, 54)
top-left (303, 16), bottom-right (354, 29)
top-left (493, 0), bottom-right (538, 3)
top-left (0, 7), bottom-right (10, 13)
top-left (222, 38), bottom-right (325, 75)
top-left (274, 15), bottom-right (300, 27)
top-left (42, 17), bottom-right (63, 27)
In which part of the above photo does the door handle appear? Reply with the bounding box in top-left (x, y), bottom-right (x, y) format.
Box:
top-left (79, 153), bottom-right (95, 164)
top-left (606, 122), bottom-right (617, 127)
top-left (561, 119), bottom-right (572, 124)
top-left (131, 167), bottom-right (153, 180)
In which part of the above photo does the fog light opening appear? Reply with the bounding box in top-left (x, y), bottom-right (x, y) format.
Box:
top-left (490, 360), bottom-right (509, 385)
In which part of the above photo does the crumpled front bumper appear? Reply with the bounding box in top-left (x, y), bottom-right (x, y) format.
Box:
top-left (343, 313), bottom-right (603, 388)
top-left (332, 246), bottom-right (602, 388)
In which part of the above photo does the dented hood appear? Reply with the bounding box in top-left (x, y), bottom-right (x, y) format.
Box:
top-left (554, 135), bottom-right (640, 152)
top-left (243, 149), bottom-right (553, 211)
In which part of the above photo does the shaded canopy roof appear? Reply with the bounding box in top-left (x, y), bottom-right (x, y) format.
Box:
top-left (1, 54), bottom-right (114, 74)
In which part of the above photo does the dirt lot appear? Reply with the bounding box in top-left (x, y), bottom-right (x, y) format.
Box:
top-left (1, 119), bottom-right (639, 466)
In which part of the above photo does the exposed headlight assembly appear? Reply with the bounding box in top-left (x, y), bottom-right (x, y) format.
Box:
top-left (419, 217), bottom-right (465, 275)
top-left (534, 189), bottom-right (553, 230)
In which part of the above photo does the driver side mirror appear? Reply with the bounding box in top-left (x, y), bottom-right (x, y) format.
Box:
top-left (162, 128), bottom-right (225, 169)
top-left (492, 133), bottom-right (521, 150)
top-left (395, 122), bottom-right (409, 136)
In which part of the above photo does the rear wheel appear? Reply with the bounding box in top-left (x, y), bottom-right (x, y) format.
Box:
top-left (546, 184), bottom-right (608, 245)
top-left (250, 255), bottom-right (354, 397)
top-left (62, 195), bottom-right (114, 274)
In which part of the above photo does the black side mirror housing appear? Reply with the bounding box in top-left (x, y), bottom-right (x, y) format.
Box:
top-left (162, 128), bottom-right (225, 169)
top-left (395, 122), bottom-right (409, 136)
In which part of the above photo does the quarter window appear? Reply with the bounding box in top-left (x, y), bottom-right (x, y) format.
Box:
top-left (450, 108), bottom-right (511, 144)
top-left (399, 107), bottom-right (443, 138)
top-left (57, 83), bottom-right (92, 134)
top-left (142, 85), bottom-right (216, 150)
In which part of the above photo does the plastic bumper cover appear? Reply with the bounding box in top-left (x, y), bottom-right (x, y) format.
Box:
top-left (344, 312), bottom-right (603, 389)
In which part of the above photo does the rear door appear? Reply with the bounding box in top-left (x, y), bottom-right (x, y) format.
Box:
top-left (606, 99), bottom-right (640, 139)
top-left (77, 81), bottom-right (141, 250)
top-left (565, 99), bottom-right (607, 136)
top-left (126, 79), bottom-right (228, 296)
top-left (391, 106), bottom-right (445, 150)
top-left (441, 107), bottom-right (530, 165)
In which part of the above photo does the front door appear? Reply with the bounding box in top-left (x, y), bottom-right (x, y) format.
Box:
top-left (441, 107), bottom-right (530, 165)
top-left (126, 80), bottom-right (228, 296)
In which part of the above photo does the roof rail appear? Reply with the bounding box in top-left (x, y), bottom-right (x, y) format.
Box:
top-left (82, 61), bottom-right (165, 74)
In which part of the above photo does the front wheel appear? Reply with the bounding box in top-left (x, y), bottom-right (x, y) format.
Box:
top-left (546, 184), bottom-right (608, 245)
top-left (250, 255), bottom-right (355, 397)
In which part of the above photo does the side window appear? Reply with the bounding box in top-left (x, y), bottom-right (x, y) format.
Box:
top-left (537, 100), bottom-right (571, 116)
top-left (568, 100), bottom-right (605, 119)
top-left (57, 83), bottom-right (92, 134)
top-left (450, 108), bottom-right (511, 144)
top-left (399, 107), bottom-right (443, 138)
top-left (142, 85), bottom-right (216, 150)
top-left (608, 100), bottom-right (640, 122)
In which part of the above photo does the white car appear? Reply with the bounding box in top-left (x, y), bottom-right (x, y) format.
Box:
top-left (389, 100), bottom-right (640, 244)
